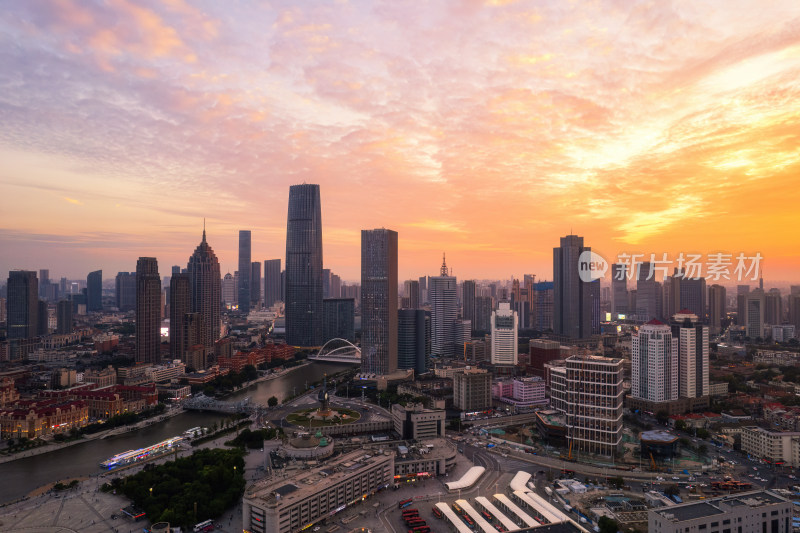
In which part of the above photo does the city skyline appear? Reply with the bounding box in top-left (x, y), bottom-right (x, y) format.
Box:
top-left (2, 2), bottom-right (800, 281)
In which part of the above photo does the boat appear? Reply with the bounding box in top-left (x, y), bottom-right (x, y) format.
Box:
top-left (100, 436), bottom-right (184, 470)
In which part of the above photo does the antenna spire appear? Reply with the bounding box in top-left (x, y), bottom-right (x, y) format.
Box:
top-left (202, 218), bottom-right (206, 243)
top-left (440, 252), bottom-right (448, 276)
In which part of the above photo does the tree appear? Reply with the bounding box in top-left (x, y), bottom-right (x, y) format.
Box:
top-left (655, 410), bottom-right (669, 425)
top-left (696, 428), bottom-right (710, 439)
top-left (598, 516), bottom-right (618, 533)
top-left (674, 419), bottom-right (687, 432)
top-left (267, 396), bottom-right (279, 407)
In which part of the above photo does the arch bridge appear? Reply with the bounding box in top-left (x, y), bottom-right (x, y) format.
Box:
top-left (308, 338), bottom-right (361, 363)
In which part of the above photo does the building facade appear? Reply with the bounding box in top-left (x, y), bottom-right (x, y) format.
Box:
top-left (708, 284), bottom-right (726, 335)
top-left (553, 235), bottom-right (592, 339)
top-left (264, 259), bottom-right (282, 308)
top-left (169, 273), bottom-right (192, 360)
top-left (86, 270), bottom-right (102, 312)
top-left (187, 228), bottom-right (221, 347)
top-left (135, 257), bottom-right (161, 364)
top-left (7, 270), bottom-right (38, 340)
top-left (429, 256), bottom-right (458, 358)
top-left (632, 319), bottom-right (678, 403)
top-left (285, 184), bottom-right (324, 347)
top-left (491, 302), bottom-right (518, 366)
top-left (453, 368), bottom-right (491, 411)
top-left (670, 311), bottom-right (709, 399)
top-left (115, 271), bottom-right (136, 311)
top-left (398, 308), bottom-right (430, 376)
top-left (322, 298), bottom-right (355, 343)
top-left (360, 228), bottom-right (398, 376)
top-left (237, 230), bottom-right (252, 314)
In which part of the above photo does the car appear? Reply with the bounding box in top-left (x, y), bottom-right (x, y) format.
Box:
top-left (672, 477), bottom-right (680, 481)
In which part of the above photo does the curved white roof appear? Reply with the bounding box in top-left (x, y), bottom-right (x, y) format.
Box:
top-left (457, 499), bottom-right (495, 533)
top-left (474, 496), bottom-right (518, 531)
top-left (509, 470), bottom-right (532, 493)
top-left (435, 502), bottom-right (473, 533)
top-left (493, 493), bottom-right (539, 528)
top-left (445, 465), bottom-right (485, 491)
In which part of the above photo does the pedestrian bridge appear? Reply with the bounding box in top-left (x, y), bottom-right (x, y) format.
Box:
top-left (307, 338), bottom-right (361, 363)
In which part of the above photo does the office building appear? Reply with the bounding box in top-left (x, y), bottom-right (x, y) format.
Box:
top-left (737, 284), bottom-right (750, 325)
top-left (564, 354), bottom-right (623, 456)
top-left (670, 311), bottom-right (709, 399)
top-left (746, 289), bottom-right (765, 339)
top-left (418, 276), bottom-right (428, 305)
top-left (85, 270), bottom-right (102, 312)
top-left (741, 427), bottom-right (800, 467)
top-left (360, 228), bottom-right (398, 376)
top-left (322, 298), bottom-right (355, 343)
top-left (462, 280), bottom-right (476, 333)
top-left (632, 319), bottom-right (678, 403)
top-left (474, 295), bottom-right (493, 332)
top-left (636, 261), bottom-right (660, 321)
top-left (429, 255), bottom-right (458, 357)
top-left (237, 230), bottom-right (252, 314)
top-left (6, 271), bottom-right (38, 340)
top-left (169, 273), bottom-right (192, 359)
top-left (765, 289), bottom-right (783, 326)
top-left (612, 263), bottom-right (628, 317)
top-left (404, 279), bottom-right (420, 310)
top-left (263, 259), bottom-right (282, 308)
top-left (285, 184), bottom-right (324, 347)
top-left (708, 284), bottom-right (726, 335)
top-left (329, 273), bottom-right (340, 299)
top-left (532, 281), bottom-right (554, 331)
top-left (38, 269), bottom-right (49, 299)
top-left (680, 276), bottom-right (706, 322)
top-left (322, 268), bottom-right (331, 298)
top-left (187, 228), bottom-right (221, 347)
top-left (115, 272), bottom-right (136, 311)
top-left (222, 273), bottom-right (236, 305)
top-left (789, 294), bottom-right (800, 334)
top-left (491, 302), bottom-right (518, 366)
top-left (135, 257), bottom-right (161, 364)
top-left (37, 299), bottom-right (49, 335)
top-left (56, 299), bottom-right (73, 334)
top-left (553, 235), bottom-right (592, 338)
top-left (391, 403), bottom-right (445, 440)
top-left (398, 308), bottom-right (430, 376)
top-left (251, 261), bottom-right (261, 308)
top-left (648, 491), bottom-right (791, 533)
top-left (588, 278), bottom-right (601, 334)
top-left (453, 368), bottom-right (491, 411)
top-left (529, 339), bottom-right (561, 378)
top-left (243, 450), bottom-right (393, 533)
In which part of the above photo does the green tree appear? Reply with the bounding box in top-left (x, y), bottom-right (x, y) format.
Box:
top-left (267, 396), bottom-right (279, 407)
top-left (696, 428), bottom-right (710, 439)
top-left (598, 516), bottom-right (618, 533)
top-left (655, 410), bottom-right (669, 425)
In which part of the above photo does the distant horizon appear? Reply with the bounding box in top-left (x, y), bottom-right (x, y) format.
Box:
top-left (1, 2), bottom-right (799, 283)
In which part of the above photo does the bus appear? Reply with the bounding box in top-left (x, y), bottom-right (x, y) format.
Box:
top-left (433, 507), bottom-right (443, 519)
top-left (481, 510), bottom-right (493, 521)
top-left (452, 502), bottom-right (464, 514)
top-left (399, 499), bottom-right (414, 509)
top-left (462, 514), bottom-right (475, 528)
top-left (193, 519), bottom-right (214, 532)
top-left (410, 527), bottom-right (430, 533)
top-left (407, 521), bottom-right (426, 529)
top-left (404, 515), bottom-right (420, 524)
top-left (402, 509), bottom-right (419, 516)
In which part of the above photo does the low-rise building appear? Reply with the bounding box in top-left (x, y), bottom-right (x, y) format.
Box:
top-left (243, 449), bottom-right (393, 533)
top-left (648, 490), bottom-right (791, 533)
top-left (391, 403), bottom-right (445, 439)
top-left (0, 399), bottom-right (88, 439)
top-left (741, 426), bottom-right (800, 467)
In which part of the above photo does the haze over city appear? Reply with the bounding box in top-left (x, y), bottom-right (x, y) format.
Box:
top-left (2, 0), bottom-right (800, 280)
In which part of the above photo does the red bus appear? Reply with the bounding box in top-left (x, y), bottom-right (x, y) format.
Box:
top-left (404, 516), bottom-right (420, 524)
top-left (463, 514), bottom-right (475, 527)
top-left (481, 510), bottom-right (493, 521)
top-left (402, 509), bottom-right (419, 516)
top-left (407, 520), bottom-right (426, 527)
top-left (399, 499), bottom-right (414, 509)
top-left (433, 507), bottom-right (443, 519)
top-left (411, 528), bottom-right (430, 533)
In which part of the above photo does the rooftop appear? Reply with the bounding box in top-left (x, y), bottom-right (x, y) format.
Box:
top-left (653, 491), bottom-right (789, 522)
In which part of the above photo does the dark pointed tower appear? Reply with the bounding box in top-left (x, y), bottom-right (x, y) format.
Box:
top-left (188, 224), bottom-right (221, 347)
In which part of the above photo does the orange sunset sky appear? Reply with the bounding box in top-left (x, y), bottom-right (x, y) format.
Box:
top-left (1, 0), bottom-right (799, 284)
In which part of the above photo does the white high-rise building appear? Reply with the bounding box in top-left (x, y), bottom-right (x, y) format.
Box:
top-left (491, 302), bottom-right (518, 365)
top-left (671, 311), bottom-right (709, 399)
top-left (429, 255), bottom-right (458, 358)
top-left (632, 319), bottom-right (678, 403)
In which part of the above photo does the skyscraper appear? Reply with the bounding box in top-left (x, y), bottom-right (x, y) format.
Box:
top-left (736, 284), bottom-right (750, 326)
top-left (135, 257), bottom-right (161, 364)
top-left (222, 273), bottom-right (236, 305)
top-left (429, 255), bottom-right (458, 358)
top-left (264, 259), bottom-right (282, 308)
top-left (39, 269), bottom-right (49, 299)
top-left (745, 289), bottom-right (765, 339)
top-left (322, 268), bottom-right (331, 299)
top-left (532, 281), bottom-right (554, 331)
top-left (86, 270), bottom-right (102, 312)
top-left (169, 273), bottom-right (191, 359)
top-left (398, 309), bottom-right (430, 376)
top-left (238, 230), bottom-right (252, 314)
top-left (56, 299), bottom-right (73, 334)
top-left (708, 284), bottom-right (726, 335)
top-left (632, 319), bottom-right (678, 403)
top-left (6, 271), bottom-right (38, 340)
top-left (462, 280), bottom-right (476, 334)
top-left (474, 295), bottom-right (493, 332)
top-left (670, 311), bottom-right (709, 399)
top-left (251, 261), bottom-right (261, 308)
top-left (491, 302), bottom-right (518, 366)
top-left (187, 227), bottom-right (221, 347)
top-left (402, 279), bottom-right (420, 310)
top-left (115, 272), bottom-right (136, 311)
top-left (636, 261), bottom-right (660, 321)
top-left (285, 184), bottom-right (323, 347)
top-left (680, 276), bottom-right (706, 322)
top-left (323, 298), bottom-right (355, 343)
top-left (360, 228), bottom-right (398, 376)
top-left (789, 294), bottom-right (800, 335)
top-left (612, 263), bottom-right (628, 317)
top-left (553, 235), bottom-right (591, 339)
top-left (765, 289), bottom-right (782, 326)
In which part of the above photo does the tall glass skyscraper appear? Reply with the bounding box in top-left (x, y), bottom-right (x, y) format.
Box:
top-left (264, 259), bottom-right (282, 308)
top-left (360, 228), bottom-right (398, 376)
top-left (6, 270), bottom-right (38, 340)
top-left (553, 234), bottom-right (592, 339)
top-left (238, 230), bottom-right (252, 314)
top-left (86, 270), bottom-right (102, 312)
top-left (187, 227), bottom-right (221, 347)
top-left (135, 257), bottom-right (161, 364)
top-left (429, 255), bottom-right (458, 358)
top-left (285, 184), bottom-right (323, 347)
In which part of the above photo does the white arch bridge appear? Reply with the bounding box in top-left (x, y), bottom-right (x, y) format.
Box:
top-left (307, 338), bottom-right (361, 363)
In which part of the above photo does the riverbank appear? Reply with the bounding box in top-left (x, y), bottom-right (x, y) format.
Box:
top-left (0, 405), bottom-right (185, 465)
top-left (221, 360), bottom-right (311, 399)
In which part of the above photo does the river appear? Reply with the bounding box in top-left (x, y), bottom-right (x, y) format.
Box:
top-left (0, 361), bottom-right (354, 504)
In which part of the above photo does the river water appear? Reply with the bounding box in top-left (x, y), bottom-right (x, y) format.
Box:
top-left (0, 361), bottom-right (354, 504)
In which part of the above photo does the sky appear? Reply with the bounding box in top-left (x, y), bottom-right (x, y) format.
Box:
top-left (1, 0), bottom-right (800, 284)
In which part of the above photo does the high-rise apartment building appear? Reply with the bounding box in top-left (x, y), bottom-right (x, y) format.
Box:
top-left (6, 271), bottom-right (38, 340)
top-left (612, 263), bottom-right (628, 317)
top-left (398, 308), bottom-right (430, 376)
top-left (322, 298), bottom-right (355, 343)
top-left (56, 299), bottom-right (73, 334)
top-left (671, 311), bottom-right (709, 399)
top-left (135, 257), bottom-right (161, 364)
top-left (237, 230), bottom-right (252, 314)
top-left (86, 270), bottom-right (102, 312)
top-left (462, 280), bottom-right (476, 333)
top-left (169, 273), bottom-right (192, 359)
top-left (115, 272), bottom-right (136, 311)
top-left (360, 228), bottom-right (398, 376)
top-left (553, 235), bottom-right (592, 338)
top-left (187, 228), bottom-right (221, 347)
top-left (491, 302), bottom-right (518, 366)
top-left (708, 284), bottom-right (726, 335)
top-left (251, 261), bottom-right (261, 308)
top-left (453, 368), bottom-right (491, 411)
top-left (263, 259), bottom-right (282, 308)
top-left (632, 319), bottom-right (678, 402)
top-left (285, 184), bottom-right (323, 347)
top-left (565, 354), bottom-right (623, 456)
top-left (429, 255), bottom-right (458, 357)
